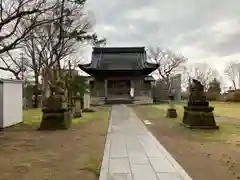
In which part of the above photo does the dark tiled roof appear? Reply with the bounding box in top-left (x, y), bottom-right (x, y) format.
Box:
top-left (92, 52), bottom-right (147, 70)
top-left (92, 47), bottom-right (145, 54)
top-left (79, 47), bottom-right (159, 74)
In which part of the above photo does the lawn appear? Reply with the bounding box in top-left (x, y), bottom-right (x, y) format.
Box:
top-left (0, 106), bottom-right (110, 180)
top-left (209, 101), bottom-right (240, 119)
top-left (154, 102), bottom-right (240, 138)
top-left (133, 105), bottom-right (240, 180)
top-left (23, 108), bottom-right (109, 125)
top-left (160, 101), bottom-right (240, 119)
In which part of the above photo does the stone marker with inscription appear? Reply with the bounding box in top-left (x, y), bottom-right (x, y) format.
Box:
top-left (73, 92), bottom-right (82, 118)
top-left (82, 90), bottom-right (94, 112)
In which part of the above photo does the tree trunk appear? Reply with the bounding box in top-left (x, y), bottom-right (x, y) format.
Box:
top-left (33, 74), bottom-right (39, 108)
top-left (232, 80), bottom-right (237, 90)
top-left (14, 72), bottom-right (21, 80)
top-left (42, 68), bottom-right (51, 107)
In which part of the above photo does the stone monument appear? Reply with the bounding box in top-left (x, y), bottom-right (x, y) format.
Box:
top-left (182, 79), bottom-right (218, 129)
top-left (73, 92), bottom-right (82, 117)
top-left (39, 79), bottom-right (72, 130)
top-left (82, 89), bottom-right (94, 112)
top-left (166, 88), bottom-right (178, 118)
top-left (23, 85), bottom-right (34, 109)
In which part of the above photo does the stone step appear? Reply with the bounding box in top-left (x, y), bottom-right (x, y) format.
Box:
top-left (105, 99), bottom-right (133, 104)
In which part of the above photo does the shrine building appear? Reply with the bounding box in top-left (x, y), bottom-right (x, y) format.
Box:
top-left (78, 47), bottom-right (159, 105)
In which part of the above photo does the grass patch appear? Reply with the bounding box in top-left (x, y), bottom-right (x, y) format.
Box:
top-left (209, 101), bottom-right (240, 119)
top-left (133, 104), bottom-right (240, 180)
top-left (73, 109), bottom-right (109, 124)
top-left (155, 101), bottom-right (240, 120)
top-left (23, 108), bottom-right (109, 126)
top-left (153, 104), bottom-right (184, 120)
top-left (171, 101), bottom-right (240, 119)
top-left (23, 108), bottom-right (42, 125)
top-left (80, 157), bottom-right (101, 178)
top-left (151, 104), bottom-right (240, 140)
top-left (1, 106), bottom-right (110, 180)
top-left (193, 122), bottom-right (240, 140)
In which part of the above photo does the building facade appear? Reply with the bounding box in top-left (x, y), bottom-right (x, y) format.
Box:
top-left (78, 47), bottom-right (159, 105)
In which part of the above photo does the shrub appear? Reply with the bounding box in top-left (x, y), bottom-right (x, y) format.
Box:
top-left (233, 90), bottom-right (240, 102)
top-left (206, 92), bottom-right (221, 101)
top-left (223, 90), bottom-right (240, 102)
top-left (216, 95), bottom-right (224, 101)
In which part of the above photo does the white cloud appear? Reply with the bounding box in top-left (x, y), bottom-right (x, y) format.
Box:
top-left (95, 24), bottom-right (117, 35)
top-left (176, 46), bottom-right (210, 61)
top-left (211, 20), bottom-right (239, 35)
top-left (127, 6), bottom-right (159, 22)
top-left (83, 0), bottom-right (240, 87)
top-left (103, 25), bottom-right (117, 32)
top-left (128, 24), bottom-right (135, 30)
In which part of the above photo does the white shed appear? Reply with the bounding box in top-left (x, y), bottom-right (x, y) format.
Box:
top-left (0, 79), bottom-right (23, 128)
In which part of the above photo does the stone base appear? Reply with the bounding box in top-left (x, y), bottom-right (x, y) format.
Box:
top-left (82, 108), bottom-right (95, 113)
top-left (133, 96), bottom-right (153, 104)
top-left (181, 123), bottom-right (219, 129)
top-left (74, 111), bottom-right (82, 118)
top-left (166, 108), bottom-right (178, 118)
top-left (39, 108), bottom-right (72, 130)
top-left (105, 99), bottom-right (133, 104)
top-left (187, 101), bottom-right (209, 107)
top-left (91, 97), bottom-right (105, 105)
top-left (182, 106), bottom-right (218, 129)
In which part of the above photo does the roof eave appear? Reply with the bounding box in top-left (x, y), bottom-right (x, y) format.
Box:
top-left (92, 47), bottom-right (146, 54)
top-left (78, 63), bottom-right (92, 73)
top-left (146, 62), bottom-right (159, 70)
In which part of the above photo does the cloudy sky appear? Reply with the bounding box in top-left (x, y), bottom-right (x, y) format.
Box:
top-left (85, 0), bottom-right (240, 75)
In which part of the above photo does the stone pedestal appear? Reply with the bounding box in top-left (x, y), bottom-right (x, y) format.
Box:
top-left (166, 100), bottom-right (177, 118)
top-left (166, 108), bottom-right (177, 118)
top-left (39, 95), bottom-right (72, 130)
top-left (182, 102), bottom-right (218, 129)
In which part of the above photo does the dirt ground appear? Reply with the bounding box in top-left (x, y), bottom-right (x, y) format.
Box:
top-left (0, 107), bottom-right (110, 180)
top-left (133, 105), bottom-right (240, 180)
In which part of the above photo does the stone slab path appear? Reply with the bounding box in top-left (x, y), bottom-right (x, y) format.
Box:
top-left (99, 105), bottom-right (193, 180)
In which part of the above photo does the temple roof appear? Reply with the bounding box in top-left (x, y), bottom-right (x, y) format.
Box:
top-left (78, 47), bottom-right (159, 76)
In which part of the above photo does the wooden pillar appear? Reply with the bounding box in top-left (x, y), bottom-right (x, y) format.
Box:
top-left (84, 80), bottom-right (90, 109)
top-left (94, 81), bottom-right (98, 96)
top-left (130, 80), bottom-right (134, 98)
top-left (104, 79), bottom-right (108, 98)
top-left (150, 81), bottom-right (153, 97)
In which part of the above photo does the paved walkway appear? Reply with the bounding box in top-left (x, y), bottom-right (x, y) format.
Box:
top-left (99, 105), bottom-right (193, 180)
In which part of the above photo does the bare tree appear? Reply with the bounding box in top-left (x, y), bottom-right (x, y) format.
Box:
top-left (148, 47), bottom-right (187, 87)
top-left (21, 0), bottom-right (106, 107)
top-left (183, 63), bottom-right (218, 91)
top-left (181, 65), bottom-right (191, 91)
top-left (224, 60), bottom-right (239, 90)
top-left (0, 50), bottom-right (27, 79)
top-left (0, 0), bottom-right (59, 81)
top-left (37, 0), bottom-right (97, 84)
top-left (0, 0), bottom-right (57, 54)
